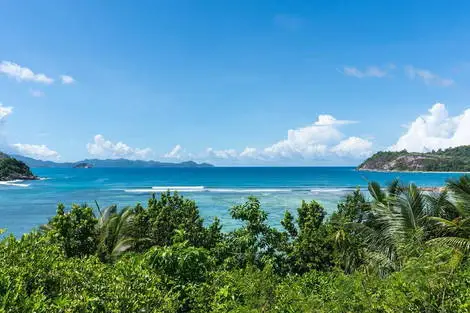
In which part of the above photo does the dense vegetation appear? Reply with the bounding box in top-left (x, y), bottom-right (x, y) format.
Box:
top-left (1, 176), bottom-right (470, 312)
top-left (358, 145), bottom-right (470, 172)
top-left (0, 152), bottom-right (36, 181)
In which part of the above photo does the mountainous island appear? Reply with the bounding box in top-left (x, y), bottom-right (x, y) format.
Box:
top-left (0, 152), bottom-right (37, 181)
top-left (358, 146), bottom-right (470, 172)
top-left (10, 154), bottom-right (214, 169)
top-left (0, 151), bottom-right (213, 180)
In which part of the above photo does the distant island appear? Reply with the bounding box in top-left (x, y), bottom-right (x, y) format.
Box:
top-left (72, 162), bottom-right (93, 168)
top-left (10, 154), bottom-right (214, 169)
top-left (0, 152), bottom-right (37, 181)
top-left (358, 145), bottom-right (470, 172)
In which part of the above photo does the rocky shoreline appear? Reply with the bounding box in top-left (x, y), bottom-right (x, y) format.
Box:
top-left (0, 153), bottom-right (38, 182)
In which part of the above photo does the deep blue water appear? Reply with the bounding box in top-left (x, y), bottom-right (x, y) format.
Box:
top-left (0, 167), bottom-right (465, 236)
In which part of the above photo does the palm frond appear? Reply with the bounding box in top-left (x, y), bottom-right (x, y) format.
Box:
top-left (447, 175), bottom-right (470, 216)
top-left (427, 236), bottom-right (470, 253)
top-left (368, 181), bottom-right (386, 204)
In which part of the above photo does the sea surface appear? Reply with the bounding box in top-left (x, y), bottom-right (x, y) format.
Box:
top-left (0, 167), bottom-right (466, 236)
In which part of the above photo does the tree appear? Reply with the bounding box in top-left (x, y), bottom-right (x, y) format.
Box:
top-left (427, 176), bottom-right (470, 253)
top-left (96, 205), bottom-right (137, 262)
top-left (44, 204), bottom-right (98, 258)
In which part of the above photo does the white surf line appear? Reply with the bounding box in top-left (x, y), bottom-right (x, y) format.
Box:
top-left (0, 180), bottom-right (30, 187)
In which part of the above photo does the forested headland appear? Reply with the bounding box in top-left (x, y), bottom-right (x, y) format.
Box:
top-left (358, 146), bottom-right (470, 172)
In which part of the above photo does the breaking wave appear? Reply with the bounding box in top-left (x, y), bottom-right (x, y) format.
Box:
top-left (0, 180), bottom-right (30, 188)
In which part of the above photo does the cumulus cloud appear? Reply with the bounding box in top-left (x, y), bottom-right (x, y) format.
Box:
top-left (342, 65), bottom-right (392, 78)
top-left (60, 75), bottom-right (75, 84)
top-left (87, 134), bottom-right (153, 160)
top-left (197, 114), bottom-right (370, 164)
top-left (390, 103), bottom-right (470, 152)
top-left (164, 144), bottom-right (184, 159)
top-left (331, 137), bottom-right (373, 157)
top-left (261, 115), bottom-right (357, 159)
top-left (0, 103), bottom-right (13, 121)
top-left (0, 61), bottom-right (54, 84)
top-left (239, 147), bottom-right (258, 158)
top-left (206, 148), bottom-right (238, 159)
top-left (405, 66), bottom-right (453, 87)
top-left (11, 143), bottom-right (60, 160)
top-left (30, 89), bottom-right (45, 97)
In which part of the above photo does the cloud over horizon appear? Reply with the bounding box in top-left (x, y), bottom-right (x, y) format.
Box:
top-left (87, 134), bottom-right (153, 160)
top-left (390, 103), bottom-right (470, 152)
top-left (163, 144), bottom-right (184, 159)
top-left (11, 143), bottom-right (60, 160)
top-left (163, 114), bottom-right (372, 165)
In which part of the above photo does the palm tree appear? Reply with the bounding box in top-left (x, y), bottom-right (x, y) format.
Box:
top-left (427, 176), bottom-right (470, 253)
top-left (358, 180), bottom-right (429, 274)
top-left (96, 205), bottom-right (137, 262)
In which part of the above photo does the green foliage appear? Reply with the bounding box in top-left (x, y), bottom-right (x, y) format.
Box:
top-left (0, 155), bottom-right (36, 181)
top-left (147, 240), bottom-right (213, 283)
top-left (45, 203), bottom-right (98, 258)
top-left (359, 145), bottom-right (470, 172)
top-left (130, 192), bottom-right (214, 250)
top-left (2, 177), bottom-right (470, 311)
top-left (96, 205), bottom-right (136, 262)
top-left (219, 196), bottom-right (285, 270)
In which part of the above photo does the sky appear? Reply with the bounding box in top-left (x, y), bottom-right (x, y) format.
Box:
top-left (1, 0), bottom-right (470, 166)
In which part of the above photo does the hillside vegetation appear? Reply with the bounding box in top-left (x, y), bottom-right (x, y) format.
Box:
top-left (0, 152), bottom-right (37, 181)
top-left (358, 145), bottom-right (470, 172)
top-left (1, 176), bottom-right (470, 312)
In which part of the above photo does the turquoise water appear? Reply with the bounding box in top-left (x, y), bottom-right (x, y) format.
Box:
top-left (0, 167), bottom-right (465, 236)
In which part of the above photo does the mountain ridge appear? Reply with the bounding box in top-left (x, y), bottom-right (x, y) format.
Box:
top-left (10, 154), bottom-right (214, 168)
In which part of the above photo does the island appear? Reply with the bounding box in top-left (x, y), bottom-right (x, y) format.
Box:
top-left (11, 155), bottom-right (214, 168)
top-left (0, 152), bottom-right (37, 181)
top-left (358, 145), bottom-right (470, 172)
top-left (72, 162), bottom-right (93, 168)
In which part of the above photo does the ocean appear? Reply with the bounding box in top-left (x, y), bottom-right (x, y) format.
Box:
top-left (0, 167), bottom-right (465, 236)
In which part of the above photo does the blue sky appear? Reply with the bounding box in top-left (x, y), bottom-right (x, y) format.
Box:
top-left (1, 0), bottom-right (470, 165)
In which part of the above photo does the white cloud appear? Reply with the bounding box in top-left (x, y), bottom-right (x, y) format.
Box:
top-left (0, 103), bottom-right (13, 121)
top-left (30, 89), bottom-right (45, 97)
top-left (405, 66), bottom-right (453, 87)
top-left (86, 134), bottom-right (153, 160)
top-left (196, 114), bottom-right (370, 164)
top-left (164, 144), bottom-right (184, 159)
top-left (11, 143), bottom-right (60, 160)
top-left (261, 115), bottom-right (357, 159)
top-left (239, 147), bottom-right (258, 158)
top-left (390, 103), bottom-right (470, 152)
top-left (60, 75), bottom-right (75, 84)
top-left (0, 61), bottom-right (54, 84)
top-left (342, 66), bottom-right (391, 78)
top-left (206, 148), bottom-right (238, 159)
top-left (331, 136), bottom-right (373, 157)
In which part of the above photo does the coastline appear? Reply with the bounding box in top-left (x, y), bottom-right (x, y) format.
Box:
top-left (357, 168), bottom-right (470, 174)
